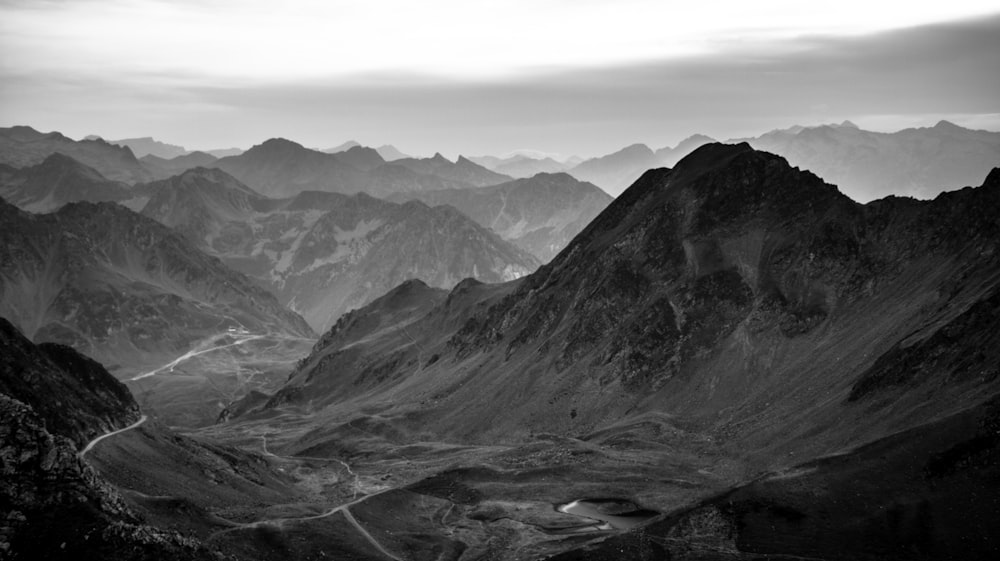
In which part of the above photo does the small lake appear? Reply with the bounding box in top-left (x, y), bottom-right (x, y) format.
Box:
top-left (556, 498), bottom-right (659, 531)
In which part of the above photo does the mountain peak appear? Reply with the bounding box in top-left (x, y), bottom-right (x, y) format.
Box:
top-left (252, 137), bottom-right (307, 153)
top-left (933, 119), bottom-right (963, 131)
top-left (431, 152), bottom-right (451, 163)
top-left (984, 167), bottom-right (1000, 190)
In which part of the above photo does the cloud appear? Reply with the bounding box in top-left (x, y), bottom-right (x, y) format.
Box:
top-left (2, 10), bottom-right (997, 155)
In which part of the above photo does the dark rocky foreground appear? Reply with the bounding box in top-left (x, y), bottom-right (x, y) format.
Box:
top-left (0, 320), bottom-right (216, 560)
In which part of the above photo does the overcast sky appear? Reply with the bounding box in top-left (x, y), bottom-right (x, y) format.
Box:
top-left (1, 0), bottom-right (998, 158)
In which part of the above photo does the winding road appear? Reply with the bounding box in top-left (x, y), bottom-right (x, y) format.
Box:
top-left (130, 334), bottom-right (265, 381)
top-left (79, 415), bottom-right (148, 458)
top-left (221, 435), bottom-right (402, 560)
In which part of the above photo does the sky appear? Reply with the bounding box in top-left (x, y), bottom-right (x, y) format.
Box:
top-left (1, 0), bottom-right (999, 158)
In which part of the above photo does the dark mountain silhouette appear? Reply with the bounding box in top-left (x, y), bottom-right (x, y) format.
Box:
top-left (389, 172), bottom-right (613, 262)
top-left (141, 168), bottom-right (540, 331)
top-left (0, 153), bottom-right (133, 212)
top-left (0, 126), bottom-right (153, 184)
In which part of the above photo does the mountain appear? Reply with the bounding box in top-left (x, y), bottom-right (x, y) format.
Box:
top-left (255, 144), bottom-right (1000, 557)
top-left (494, 155), bottom-right (569, 178)
top-left (388, 172), bottom-right (613, 262)
top-left (376, 144), bottom-right (410, 161)
top-left (392, 153), bottom-right (513, 187)
top-left (322, 140), bottom-right (361, 153)
top-left (734, 120), bottom-right (1000, 201)
top-left (0, 317), bottom-right (139, 448)
top-left (654, 133), bottom-right (716, 167)
top-left (211, 138), bottom-right (481, 198)
top-left (332, 145), bottom-right (385, 171)
top-left (0, 126), bottom-right (154, 184)
top-left (104, 136), bottom-right (187, 159)
top-left (0, 153), bottom-right (133, 212)
top-left (469, 153), bottom-right (572, 178)
top-left (0, 198), bottom-right (313, 374)
top-left (140, 150), bottom-right (218, 178)
top-left (203, 147), bottom-right (243, 158)
top-left (211, 137), bottom-right (368, 198)
top-left (141, 168), bottom-right (540, 331)
top-left (568, 143), bottom-right (660, 196)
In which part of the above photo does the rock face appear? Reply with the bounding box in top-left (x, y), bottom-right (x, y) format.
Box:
top-left (0, 320), bottom-right (222, 560)
top-left (0, 318), bottom-right (138, 448)
top-left (141, 168), bottom-right (540, 332)
top-left (0, 198), bottom-right (313, 373)
top-left (0, 126), bottom-right (154, 184)
top-left (389, 172), bottom-right (614, 262)
top-left (0, 153), bottom-right (134, 212)
top-left (0, 394), bottom-right (215, 561)
top-left (211, 138), bottom-right (501, 198)
top-left (735, 120), bottom-right (1000, 201)
top-left (276, 144), bottom-right (1000, 458)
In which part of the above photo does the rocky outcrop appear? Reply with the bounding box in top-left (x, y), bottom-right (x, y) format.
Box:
top-left (0, 394), bottom-right (215, 560)
top-left (0, 318), bottom-right (138, 448)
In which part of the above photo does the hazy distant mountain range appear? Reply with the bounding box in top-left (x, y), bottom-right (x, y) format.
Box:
top-left (139, 167), bottom-right (539, 331)
top-left (734, 120), bottom-right (1000, 201)
top-left (209, 138), bottom-right (511, 198)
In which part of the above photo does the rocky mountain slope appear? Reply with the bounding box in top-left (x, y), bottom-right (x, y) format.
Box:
top-left (737, 119), bottom-right (1000, 201)
top-left (0, 126), bottom-right (154, 184)
top-left (272, 141), bottom-right (1000, 465)
top-left (0, 320), bottom-right (220, 560)
top-left (388, 172), bottom-right (613, 262)
top-left (250, 143), bottom-right (1000, 558)
top-left (141, 168), bottom-right (539, 331)
top-left (0, 153), bottom-right (134, 212)
top-left (0, 197), bottom-right (313, 374)
top-left (0, 315), bottom-right (308, 560)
